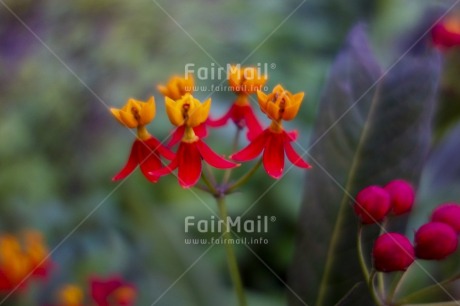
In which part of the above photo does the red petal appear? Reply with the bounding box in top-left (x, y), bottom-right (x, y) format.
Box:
top-left (284, 141), bottom-right (311, 169)
top-left (285, 130), bottom-right (298, 142)
top-left (193, 123), bottom-right (208, 139)
top-left (230, 130), bottom-right (268, 161)
top-left (148, 156), bottom-right (178, 178)
top-left (207, 107), bottom-right (232, 127)
top-left (167, 126), bottom-right (185, 148)
top-left (138, 140), bottom-right (162, 182)
top-left (145, 137), bottom-right (175, 160)
top-left (196, 140), bottom-right (238, 169)
top-left (242, 105), bottom-right (263, 141)
top-left (0, 270), bottom-right (13, 291)
top-left (230, 103), bottom-right (245, 123)
top-left (90, 276), bottom-right (124, 306)
top-left (177, 142), bottom-right (202, 188)
top-left (112, 140), bottom-right (140, 181)
top-left (31, 260), bottom-right (52, 278)
top-left (263, 132), bottom-right (285, 179)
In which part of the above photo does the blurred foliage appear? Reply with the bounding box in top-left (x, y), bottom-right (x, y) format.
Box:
top-left (1, 0), bottom-right (460, 305)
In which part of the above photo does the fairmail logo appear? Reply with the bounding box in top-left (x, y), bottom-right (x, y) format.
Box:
top-left (184, 215), bottom-right (276, 233)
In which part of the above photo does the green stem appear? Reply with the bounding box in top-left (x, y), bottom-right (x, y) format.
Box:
top-left (358, 225), bottom-right (386, 305)
top-left (204, 162), bottom-right (217, 186)
top-left (216, 197), bottom-right (247, 306)
top-left (357, 224), bottom-right (370, 281)
top-left (226, 159), bottom-right (262, 193)
top-left (201, 170), bottom-right (218, 196)
top-left (378, 219), bottom-right (388, 297)
top-left (223, 128), bottom-right (242, 185)
top-left (194, 183), bottom-right (211, 193)
top-left (369, 270), bottom-right (384, 306)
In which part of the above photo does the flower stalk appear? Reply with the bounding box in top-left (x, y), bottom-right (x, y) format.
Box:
top-left (216, 196), bottom-right (248, 306)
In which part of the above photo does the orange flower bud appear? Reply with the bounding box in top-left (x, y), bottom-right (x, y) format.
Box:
top-left (110, 97), bottom-right (156, 129)
top-left (257, 84), bottom-right (304, 122)
top-left (228, 65), bottom-right (267, 95)
top-left (157, 74), bottom-right (194, 100)
top-left (165, 93), bottom-right (211, 129)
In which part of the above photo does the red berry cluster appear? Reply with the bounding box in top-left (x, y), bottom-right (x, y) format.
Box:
top-left (354, 179), bottom-right (415, 225)
top-left (415, 204), bottom-right (460, 260)
top-left (353, 180), bottom-right (460, 273)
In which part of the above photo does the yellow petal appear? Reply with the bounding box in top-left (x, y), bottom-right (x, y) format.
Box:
top-left (110, 108), bottom-right (125, 126)
top-left (228, 65), bottom-right (241, 87)
top-left (266, 101), bottom-right (280, 121)
top-left (281, 92), bottom-right (304, 120)
top-left (257, 91), bottom-right (268, 113)
top-left (165, 97), bottom-right (184, 126)
top-left (291, 92), bottom-right (305, 105)
top-left (283, 102), bottom-right (302, 121)
top-left (185, 74), bottom-right (195, 90)
top-left (198, 98), bottom-right (212, 124)
top-left (139, 96), bottom-right (156, 125)
top-left (228, 74), bottom-right (239, 89)
top-left (157, 85), bottom-right (168, 96)
top-left (125, 98), bottom-right (140, 112)
top-left (169, 81), bottom-right (182, 100)
top-left (273, 84), bottom-right (285, 93)
top-left (187, 97), bottom-right (208, 127)
top-left (119, 110), bottom-right (139, 128)
top-left (260, 74), bottom-right (268, 84)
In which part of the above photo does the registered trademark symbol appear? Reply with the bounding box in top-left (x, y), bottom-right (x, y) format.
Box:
top-left (270, 216), bottom-right (276, 222)
top-left (270, 63), bottom-right (276, 69)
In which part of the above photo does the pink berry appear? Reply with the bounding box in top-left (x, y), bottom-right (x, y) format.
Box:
top-left (354, 186), bottom-right (391, 224)
top-left (373, 233), bottom-right (414, 272)
top-left (415, 222), bottom-right (458, 260)
top-left (431, 203), bottom-right (460, 233)
top-left (384, 179), bottom-right (415, 215)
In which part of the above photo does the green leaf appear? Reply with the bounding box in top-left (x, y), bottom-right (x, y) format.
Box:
top-left (288, 24), bottom-right (441, 306)
top-left (423, 123), bottom-right (460, 192)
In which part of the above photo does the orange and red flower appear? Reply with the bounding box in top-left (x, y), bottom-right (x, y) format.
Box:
top-left (110, 97), bottom-right (174, 182)
top-left (0, 230), bottom-right (51, 292)
top-left (432, 13), bottom-right (460, 49)
top-left (208, 65), bottom-right (266, 140)
top-left (51, 276), bottom-right (136, 306)
top-left (231, 85), bottom-right (310, 179)
top-left (150, 94), bottom-right (238, 188)
top-left (90, 276), bottom-right (136, 306)
top-left (157, 74), bottom-right (207, 146)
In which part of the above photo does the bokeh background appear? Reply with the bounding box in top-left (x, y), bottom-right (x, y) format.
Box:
top-left (1, 0), bottom-right (460, 305)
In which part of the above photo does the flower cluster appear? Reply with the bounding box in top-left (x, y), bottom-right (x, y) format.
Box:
top-left (353, 179), bottom-right (415, 225)
top-left (208, 65), bottom-right (266, 141)
top-left (230, 84), bottom-right (310, 179)
top-left (370, 203), bottom-right (460, 277)
top-left (353, 179), bottom-right (416, 272)
top-left (0, 230), bottom-right (51, 292)
top-left (353, 181), bottom-right (460, 272)
top-left (111, 66), bottom-right (311, 188)
top-left (351, 180), bottom-right (460, 306)
top-left (50, 276), bottom-right (136, 306)
top-left (414, 203), bottom-right (460, 260)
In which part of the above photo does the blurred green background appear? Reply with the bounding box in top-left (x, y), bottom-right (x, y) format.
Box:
top-left (1, 0), bottom-right (460, 305)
